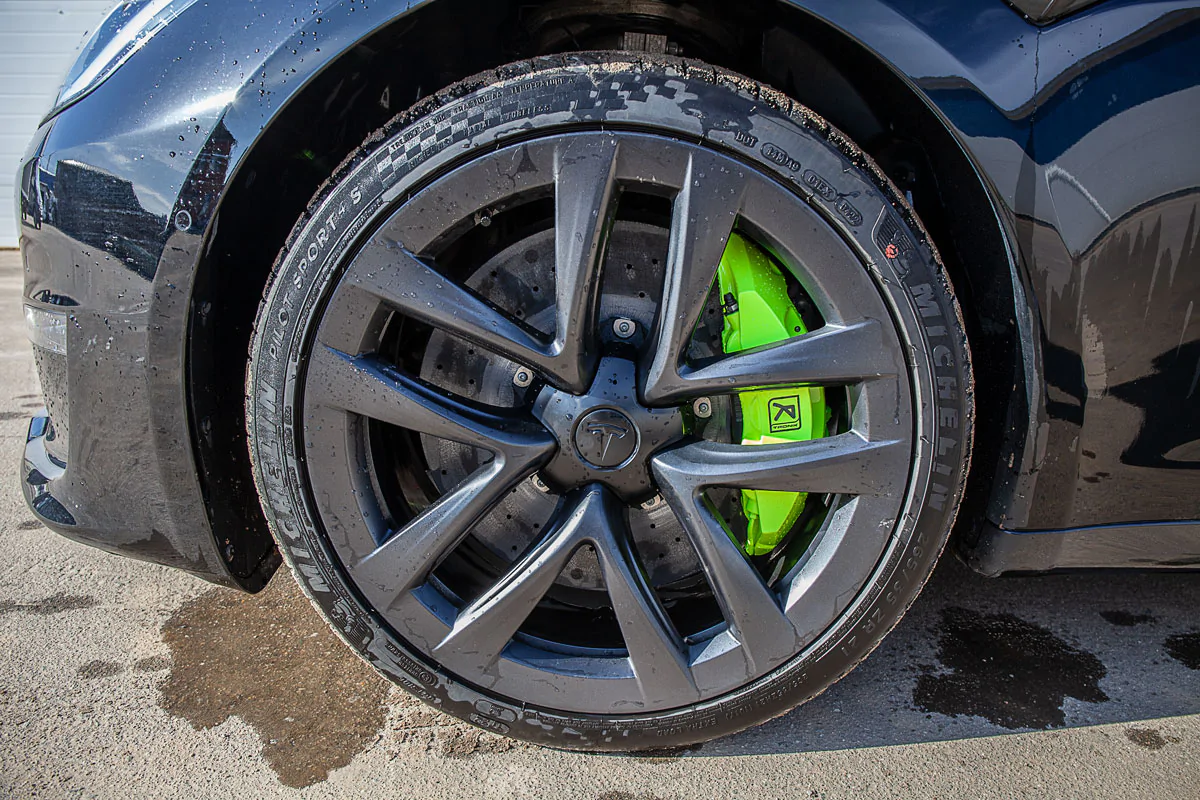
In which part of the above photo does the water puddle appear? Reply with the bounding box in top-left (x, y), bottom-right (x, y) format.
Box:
top-left (1125, 727), bottom-right (1176, 750)
top-left (913, 606), bottom-right (1108, 729)
top-left (159, 574), bottom-right (388, 788)
top-left (1100, 610), bottom-right (1156, 627)
top-left (1164, 631), bottom-right (1200, 670)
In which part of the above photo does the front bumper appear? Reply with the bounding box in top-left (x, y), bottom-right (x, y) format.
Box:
top-left (15, 112), bottom-right (250, 588)
top-left (16, 344), bottom-right (239, 583)
top-left (20, 411), bottom-right (213, 573)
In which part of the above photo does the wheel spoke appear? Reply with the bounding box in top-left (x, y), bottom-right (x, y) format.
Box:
top-left (550, 138), bottom-right (621, 391)
top-left (351, 458), bottom-right (519, 607)
top-left (432, 491), bottom-right (598, 675)
top-left (307, 345), bottom-right (554, 457)
top-left (654, 477), bottom-right (799, 675)
top-left (344, 243), bottom-right (557, 375)
top-left (310, 345), bottom-right (556, 605)
top-left (589, 491), bottom-right (699, 704)
top-left (651, 432), bottom-right (908, 497)
top-left (434, 486), bottom-right (695, 700)
top-left (646, 320), bottom-right (899, 403)
top-left (642, 154), bottom-right (746, 405)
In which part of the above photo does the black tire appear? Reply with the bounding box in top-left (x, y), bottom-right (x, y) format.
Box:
top-left (247, 53), bottom-right (973, 750)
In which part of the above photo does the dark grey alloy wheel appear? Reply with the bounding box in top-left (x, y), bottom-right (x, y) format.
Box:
top-left (247, 54), bottom-right (972, 749)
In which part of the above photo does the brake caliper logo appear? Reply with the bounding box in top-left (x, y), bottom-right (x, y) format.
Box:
top-left (767, 396), bottom-right (802, 434)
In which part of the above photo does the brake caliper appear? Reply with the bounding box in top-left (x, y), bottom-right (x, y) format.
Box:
top-left (717, 233), bottom-right (827, 556)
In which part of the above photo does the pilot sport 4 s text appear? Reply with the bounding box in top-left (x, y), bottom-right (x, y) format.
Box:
top-left (15, 0), bottom-right (1200, 748)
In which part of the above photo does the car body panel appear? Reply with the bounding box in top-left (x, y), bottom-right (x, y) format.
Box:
top-left (16, 0), bottom-right (1200, 585)
top-left (1009, 8), bottom-right (1200, 528)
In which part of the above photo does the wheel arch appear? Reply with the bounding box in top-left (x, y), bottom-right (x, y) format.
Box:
top-left (188, 0), bottom-right (1039, 587)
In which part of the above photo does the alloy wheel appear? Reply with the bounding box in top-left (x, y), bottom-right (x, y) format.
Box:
top-left (298, 130), bottom-right (914, 714)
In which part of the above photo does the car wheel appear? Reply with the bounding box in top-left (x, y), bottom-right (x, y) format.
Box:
top-left (246, 52), bottom-right (973, 750)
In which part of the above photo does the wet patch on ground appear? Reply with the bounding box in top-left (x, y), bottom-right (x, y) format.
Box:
top-left (1164, 631), bottom-right (1200, 670)
top-left (16, 520), bottom-right (42, 531)
top-left (913, 607), bottom-right (1108, 729)
top-left (1125, 727), bottom-right (1176, 750)
top-left (0, 593), bottom-right (98, 616)
top-left (1100, 610), bottom-right (1156, 627)
top-left (159, 575), bottom-right (389, 788)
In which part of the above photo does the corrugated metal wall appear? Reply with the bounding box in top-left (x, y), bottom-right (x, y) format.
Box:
top-left (1, 0), bottom-right (111, 247)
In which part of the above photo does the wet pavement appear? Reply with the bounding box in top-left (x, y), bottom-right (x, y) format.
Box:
top-left (0, 250), bottom-right (1197, 798)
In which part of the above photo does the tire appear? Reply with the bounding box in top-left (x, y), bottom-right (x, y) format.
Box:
top-left (246, 52), bottom-right (973, 750)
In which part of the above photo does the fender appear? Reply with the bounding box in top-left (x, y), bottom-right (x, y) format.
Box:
top-left (182, 0), bottom-right (1046, 539)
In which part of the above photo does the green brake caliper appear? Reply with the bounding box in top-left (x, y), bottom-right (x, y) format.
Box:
top-left (716, 233), bottom-right (827, 556)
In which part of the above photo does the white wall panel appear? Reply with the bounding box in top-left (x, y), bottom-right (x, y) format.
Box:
top-left (1, 0), bottom-right (112, 246)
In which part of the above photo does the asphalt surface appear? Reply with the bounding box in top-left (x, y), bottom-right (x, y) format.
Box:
top-left (0, 249), bottom-right (1198, 799)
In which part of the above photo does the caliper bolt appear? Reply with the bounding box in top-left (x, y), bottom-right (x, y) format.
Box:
top-left (693, 397), bottom-right (713, 419)
top-left (612, 318), bottom-right (636, 339)
top-left (531, 474), bottom-right (551, 493)
top-left (513, 368), bottom-right (533, 388)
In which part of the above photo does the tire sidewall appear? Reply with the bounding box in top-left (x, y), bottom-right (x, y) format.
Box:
top-left (247, 53), bottom-right (973, 750)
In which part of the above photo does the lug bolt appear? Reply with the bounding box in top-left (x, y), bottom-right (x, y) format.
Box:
top-left (693, 397), bottom-right (713, 418)
top-left (613, 318), bottom-right (636, 339)
top-left (513, 368), bottom-right (533, 388)
top-left (531, 474), bottom-right (551, 493)
top-left (640, 494), bottom-right (665, 511)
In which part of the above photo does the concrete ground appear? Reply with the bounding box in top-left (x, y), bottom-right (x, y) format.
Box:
top-left (0, 249), bottom-right (1197, 799)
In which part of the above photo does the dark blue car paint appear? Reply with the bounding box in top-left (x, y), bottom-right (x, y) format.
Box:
top-left (16, 0), bottom-right (1200, 587)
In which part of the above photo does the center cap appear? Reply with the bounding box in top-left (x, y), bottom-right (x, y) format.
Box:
top-left (574, 409), bottom-right (639, 468)
top-left (533, 356), bottom-right (684, 502)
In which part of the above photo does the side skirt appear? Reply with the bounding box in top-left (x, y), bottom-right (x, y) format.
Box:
top-left (964, 520), bottom-right (1200, 577)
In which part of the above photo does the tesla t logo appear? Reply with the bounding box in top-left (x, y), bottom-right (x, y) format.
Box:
top-left (587, 421), bottom-right (629, 459)
top-left (768, 396), bottom-right (802, 433)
